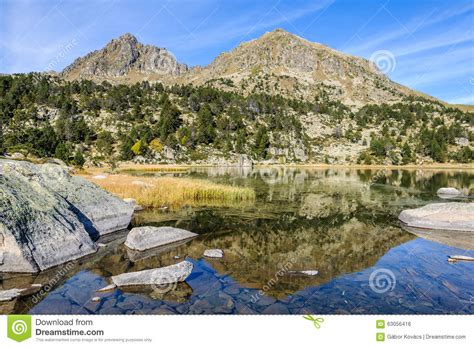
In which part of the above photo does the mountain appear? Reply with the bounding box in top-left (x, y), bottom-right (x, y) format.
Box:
top-left (2, 30), bottom-right (472, 166)
top-left (63, 29), bottom-right (423, 108)
top-left (62, 33), bottom-right (188, 83)
top-left (181, 28), bottom-right (416, 107)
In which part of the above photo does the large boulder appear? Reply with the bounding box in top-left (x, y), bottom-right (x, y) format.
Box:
top-left (0, 160), bottom-right (133, 273)
top-left (125, 226), bottom-right (197, 251)
top-left (399, 202), bottom-right (474, 232)
top-left (34, 164), bottom-right (134, 235)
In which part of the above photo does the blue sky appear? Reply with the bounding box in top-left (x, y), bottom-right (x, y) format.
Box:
top-left (0, 0), bottom-right (473, 104)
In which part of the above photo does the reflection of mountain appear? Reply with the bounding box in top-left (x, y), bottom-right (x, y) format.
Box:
top-left (186, 217), bottom-right (412, 298)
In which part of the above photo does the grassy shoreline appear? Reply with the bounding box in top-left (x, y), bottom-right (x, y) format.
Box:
top-left (79, 172), bottom-right (256, 209)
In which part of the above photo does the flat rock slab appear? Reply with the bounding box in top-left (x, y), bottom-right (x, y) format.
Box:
top-left (203, 249), bottom-right (224, 258)
top-left (448, 255), bottom-right (474, 262)
top-left (0, 284), bottom-right (42, 302)
top-left (289, 270), bottom-right (319, 276)
top-left (110, 261), bottom-right (193, 287)
top-left (125, 226), bottom-right (198, 251)
top-left (399, 202), bottom-right (474, 232)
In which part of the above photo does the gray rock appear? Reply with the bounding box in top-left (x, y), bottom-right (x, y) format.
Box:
top-left (109, 261), bottom-right (193, 287)
top-left (237, 154), bottom-right (253, 167)
top-left (0, 284), bottom-right (42, 302)
top-left (203, 249), bottom-right (224, 258)
top-left (35, 164), bottom-right (133, 235)
top-left (125, 226), bottom-right (197, 251)
top-left (399, 202), bottom-right (474, 232)
top-left (437, 187), bottom-right (462, 198)
top-left (96, 284), bottom-right (117, 292)
top-left (92, 174), bottom-right (107, 179)
top-left (0, 289), bottom-right (23, 302)
top-left (289, 270), bottom-right (319, 276)
top-left (448, 255), bottom-right (474, 262)
top-left (0, 159), bottom-right (133, 273)
top-left (123, 198), bottom-right (143, 211)
top-left (454, 137), bottom-right (469, 147)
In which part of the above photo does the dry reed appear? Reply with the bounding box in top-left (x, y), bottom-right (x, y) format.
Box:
top-left (81, 174), bottom-right (256, 209)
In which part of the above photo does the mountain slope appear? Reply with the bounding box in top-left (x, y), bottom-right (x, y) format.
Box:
top-left (181, 28), bottom-right (414, 107)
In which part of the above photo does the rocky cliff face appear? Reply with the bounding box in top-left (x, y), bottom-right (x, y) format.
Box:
top-left (62, 33), bottom-right (188, 83)
top-left (0, 160), bottom-right (133, 273)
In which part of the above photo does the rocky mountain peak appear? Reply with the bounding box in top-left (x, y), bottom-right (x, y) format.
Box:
top-left (115, 32), bottom-right (139, 43)
top-left (62, 33), bottom-right (188, 82)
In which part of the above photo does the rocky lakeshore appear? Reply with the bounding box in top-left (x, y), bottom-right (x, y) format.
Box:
top-left (1, 160), bottom-right (199, 305)
top-left (0, 159), bottom-right (134, 273)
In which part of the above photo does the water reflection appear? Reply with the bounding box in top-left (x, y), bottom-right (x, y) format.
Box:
top-left (1, 167), bottom-right (473, 314)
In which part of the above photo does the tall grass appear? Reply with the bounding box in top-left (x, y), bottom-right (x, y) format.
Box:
top-left (81, 174), bottom-right (256, 209)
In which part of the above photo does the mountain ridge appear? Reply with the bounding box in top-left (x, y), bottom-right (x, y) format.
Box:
top-left (62, 29), bottom-right (437, 108)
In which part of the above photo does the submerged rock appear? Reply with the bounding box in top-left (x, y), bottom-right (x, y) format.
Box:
top-left (0, 159), bottom-right (133, 273)
top-left (203, 249), bottom-right (224, 258)
top-left (399, 202), bottom-right (474, 232)
top-left (108, 261), bottom-right (193, 287)
top-left (125, 226), bottom-right (198, 251)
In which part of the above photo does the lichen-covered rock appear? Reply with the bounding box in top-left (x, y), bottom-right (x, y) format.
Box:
top-left (34, 164), bottom-right (134, 235)
top-left (0, 159), bottom-right (133, 273)
top-left (125, 226), bottom-right (197, 251)
top-left (399, 202), bottom-right (474, 232)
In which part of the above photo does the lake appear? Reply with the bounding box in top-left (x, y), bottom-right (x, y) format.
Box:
top-left (2, 167), bottom-right (473, 314)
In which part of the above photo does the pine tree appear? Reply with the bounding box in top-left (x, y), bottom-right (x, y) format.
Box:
top-left (401, 142), bottom-right (413, 165)
top-left (73, 150), bottom-right (85, 167)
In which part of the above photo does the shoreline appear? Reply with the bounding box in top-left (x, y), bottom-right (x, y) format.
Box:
top-left (99, 162), bottom-right (474, 171)
top-left (1, 157), bottom-right (473, 171)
